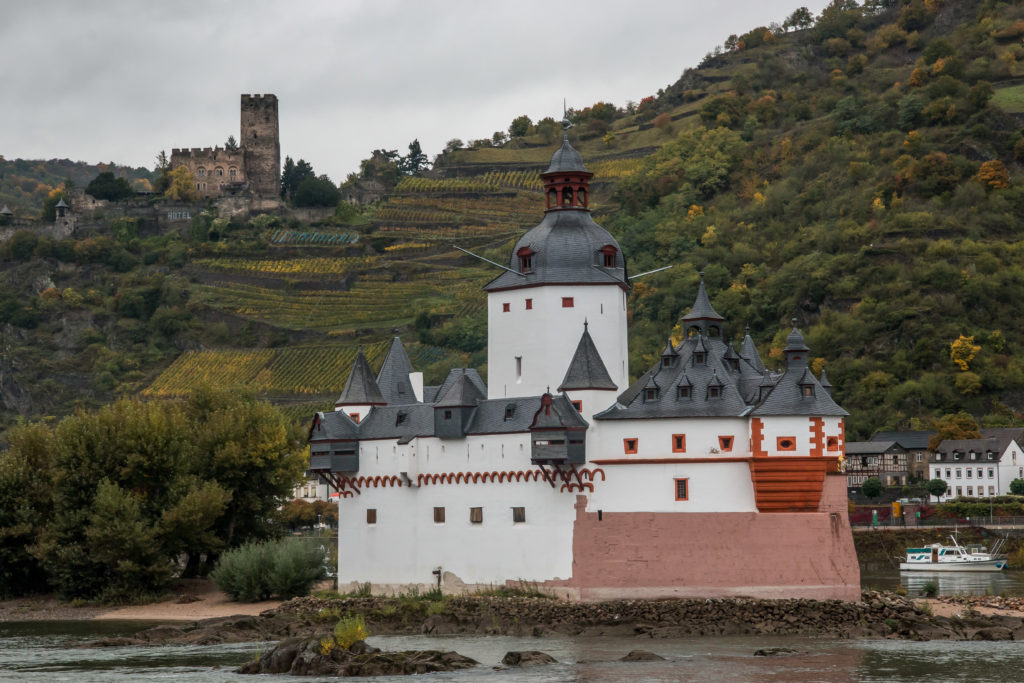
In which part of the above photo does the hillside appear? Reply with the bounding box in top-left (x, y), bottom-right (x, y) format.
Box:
top-left (2, 0), bottom-right (1024, 441)
top-left (0, 158), bottom-right (153, 216)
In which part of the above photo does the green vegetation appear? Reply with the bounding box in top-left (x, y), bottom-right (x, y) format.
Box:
top-left (0, 388), bottom-right (304, 601)
top-left (211, 537), bottom-right (325, 602)
top-left (321, 615), bottom-right (369, 654)
top-left (861, 477), bottom-right (883, 499)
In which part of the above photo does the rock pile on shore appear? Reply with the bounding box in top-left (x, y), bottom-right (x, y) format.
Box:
top-left (83, 590), bottom-right (1024, 648)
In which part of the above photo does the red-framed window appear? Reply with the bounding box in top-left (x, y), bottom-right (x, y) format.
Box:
top-left (562, 297), bottom-right (574, 308)
top-left (348, 413), bottom-right (360, 423)
top-left (601, 245), bottom-right (617, 268)
top-left (672, 434), bottom-right (686, 453)
top-left (777, 436), bottom-right (797, 451)
top-left (517, 247), bottom-right (534, 273)
top-left (502, 302), bottom-right (510, 312)
top-left (572, 400), bottom-right (583, 413)
top-left (674, 478), bottom-right (689, 501)
top-left (827, 436), bottom-right (839, 451)
top-left (623, 438), bottom-right (638, 454)
top-left (718, 435), bottom-right (733, 452)
top-left (525, 298), bottom-right (533, 310)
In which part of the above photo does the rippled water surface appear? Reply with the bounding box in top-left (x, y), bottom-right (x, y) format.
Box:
top-left (4, 621), bottom-right (1024, 682)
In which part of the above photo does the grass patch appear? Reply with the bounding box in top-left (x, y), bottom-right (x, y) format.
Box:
top-left (992, 84), bottom-right (1024, 113)
top-left (473, 580), bottom-right (552, 599)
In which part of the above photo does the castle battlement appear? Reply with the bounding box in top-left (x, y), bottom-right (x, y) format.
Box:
top-left (241, 93), bottom-right (277, 102)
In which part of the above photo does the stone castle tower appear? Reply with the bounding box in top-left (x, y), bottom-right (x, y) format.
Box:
top-left (240, 94), bottom-right (280, 197)
top-left (170, 94), bottom-right (280, 199)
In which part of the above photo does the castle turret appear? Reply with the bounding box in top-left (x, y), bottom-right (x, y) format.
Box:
top-left (484, 122), bottom-right (629, 398)
top-left (335, 348), bottom-right (385, 423)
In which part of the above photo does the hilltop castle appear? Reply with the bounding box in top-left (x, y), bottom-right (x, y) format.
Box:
top-left (170, 94), bottom-right (281, 198)
top-left (308, 131), bottom-right (859, 601)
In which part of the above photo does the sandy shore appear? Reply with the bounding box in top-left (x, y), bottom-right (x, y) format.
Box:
top-left (0, 579), bottom-right (282, 622)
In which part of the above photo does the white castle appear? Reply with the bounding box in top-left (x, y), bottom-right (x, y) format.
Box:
top-left (309, 133), bottom-right (860, 601)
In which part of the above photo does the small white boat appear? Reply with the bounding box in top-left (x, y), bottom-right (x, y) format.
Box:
top-left (900, 535), bottom-right (1007, 572)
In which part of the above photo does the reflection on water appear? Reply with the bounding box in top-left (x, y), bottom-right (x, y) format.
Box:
top-left (862, 566), bottom-right (1024, 596)
top-left (3, 621), bottom-right (1024, 681)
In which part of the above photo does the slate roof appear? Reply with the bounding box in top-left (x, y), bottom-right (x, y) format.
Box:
top-left (435, 368), bottom-right (487, 400)
top-left (785, 326), bottom-right (810, 352)
top-left (932, 436), bottom-right (1019, 462)
top-left (544, 133), bottom-right (589, 174)
top-left (309, 410), bottom-right (359, 441)
top-left (739, 329), bottom-right (767, 374)
top-left (55, 198), bottom-right (68, 208)
top-left (376, 337), bottom-right (418, 405)
top-left (358, 404), bottom-right (435, 442)
top-left (559, 324), bottom-right (617, 391)
top-left (0, 205), bottom-right (12, 215)
top-left (681, 278), bottom-right (724, 322)
top-left (435, 373), bottom-right (486, 407)
top-left (596, 334), bottom-right (749, 420)
top-left (466, 397), bottom-right (545, 434)
top-left (871, 430), bottom-right (935, 450)
top-left (750, 363), bottom-right (847, 417)
top-left (335, 348), bottom-right (385, 406)
top-left (846, 440), bottom-right (903, 455)
top-left (483, 210), bottom-right (628, 292)
top-left (531, 393), bottom-right (589, 430)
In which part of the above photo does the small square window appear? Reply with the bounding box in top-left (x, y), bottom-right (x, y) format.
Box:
top-left (708, 386), bottom-right (720, 399)
top-left (348, 413), bottom-right (360, 423)
top-left (624, 438), bottom-right (638, 454)
top-left (469, 507), bottom-right (483, 524)
top-left (562, 297), bottom-right (574, 308)
top-left (504, 404), bottom-right (516, 420)
top-left (718, 435), bottom-right (733, 452)
top-left (366, 509), bottom-right (377, 524)
top-left (502, 302), bottom-right (510, 312)
top-left (801, 385), bottom-right (814, 397)
top-left (433, 507), bottom-right (445, 524)
top-left (512, 507), bottom-right (525, 523)
top-left (572, 400), bottom-right (583, 413)
top-left (827, 436), bottom-right (839, 451)
top-left (677, 386), bottom-right (690, 399)
top-left (443, 409), bottom-right (453, 420)
top-left (674, 478), bottom-right (689, 501)
top-left (525, 299), bottom-right (533, 310)
top-left (672, 434), bottom-right (686, 453)
top-left (777, 437), bottom-right (796, 451)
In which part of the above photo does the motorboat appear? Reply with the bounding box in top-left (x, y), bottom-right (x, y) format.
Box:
top-left (900, 535), bottom-right (1007, 572)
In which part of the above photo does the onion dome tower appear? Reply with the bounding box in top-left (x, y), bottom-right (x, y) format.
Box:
top-left (484, 119), bottom-right (630, 400)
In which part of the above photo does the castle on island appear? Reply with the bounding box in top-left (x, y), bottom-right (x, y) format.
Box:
top-left (308, 131), bottom-right (860, 601)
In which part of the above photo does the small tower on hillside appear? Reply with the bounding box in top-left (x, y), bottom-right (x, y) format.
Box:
top-left (484, 121), bottom-right (630, 399)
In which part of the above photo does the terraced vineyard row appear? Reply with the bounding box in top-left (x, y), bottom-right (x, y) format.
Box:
top-left (270, 230), bottom-right (360, 245)
top-left (395, 177), bottom-right (501, 193)
top-left (193, 255), bottom-right (380, 277)
top-left (192, 268), bottom-right (490, 331)
top-left (145, 340), bottom-right (460, 399)
top-left (479, 170), bottom-right (543, 190)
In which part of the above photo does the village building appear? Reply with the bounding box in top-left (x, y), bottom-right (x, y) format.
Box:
top-left (928, 429), bottom-right (1024, 501)
top-left (871, 429), bottom-right (935, 481)
top-left (308, 130), bottom-right (859, 601)
top-left (844, 440), bottom-right (910, 490)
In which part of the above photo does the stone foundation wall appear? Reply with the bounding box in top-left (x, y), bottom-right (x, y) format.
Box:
top-left (561, 476), bottom-right (860, 602)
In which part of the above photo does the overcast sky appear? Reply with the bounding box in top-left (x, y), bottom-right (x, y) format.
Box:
top-left (0, 1), bottom-right (833, 182)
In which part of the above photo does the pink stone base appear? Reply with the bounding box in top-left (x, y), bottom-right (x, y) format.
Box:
top-left (557, 476), bottom-right (860, 602)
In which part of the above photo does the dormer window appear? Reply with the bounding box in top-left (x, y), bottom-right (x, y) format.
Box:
top-left (677, 385), bottom-right (691, 399)
top-left (987, 452), bottom-right (995, 460)
top-left (517, 247), bottom-right (535, 274)
top-left (396, 411), bottom-right (408, 426)
top-left (801, 385), bottom-right (814, 398)
top-left (644, 388), bottom-right (659, 402)
top-left (693, 352), bottom-right (706, 365)
top-left (600, 245), bottom-right (617, 268)
top-left (937, 453), bottom-right (944, 460)
top-left (954, 451), bottom-right (962, 460)
top-left (662, 356), bottom-right (673, 368)
top-left (504, 404), bottom-right (516, 420)
top-left (708, 386), bottom-right (721, 399)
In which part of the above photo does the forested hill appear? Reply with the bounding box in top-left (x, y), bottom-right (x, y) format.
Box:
top-left (603, 0), bottom-right (1024, 438)
top-left (2, 0), bottom-right (1024, 441)
top-left (0, 158), bottom-right (153, 216)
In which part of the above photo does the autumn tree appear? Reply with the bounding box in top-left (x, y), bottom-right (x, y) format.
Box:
top-left (950, 334), bottom-right (980, 371)
top-left (927, 411), bottom-right (982, 451)
top-left (974, 160), bottom-right (1010, 190)
top-left (165, 165), bottom-right (199, 201)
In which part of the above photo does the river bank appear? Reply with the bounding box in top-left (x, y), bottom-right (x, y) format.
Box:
top-left (71, 590), bottom-right (1024, 648)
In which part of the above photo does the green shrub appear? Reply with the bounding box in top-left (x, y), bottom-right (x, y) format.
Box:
top-left (921, 580), bottom-right (939, 597)
top-left (212, 538), bottom-right (324, 601)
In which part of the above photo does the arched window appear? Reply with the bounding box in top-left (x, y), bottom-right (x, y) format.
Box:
top-left (229, 167), bottom-right (237, 179)
top-left (707, 325), bottom-right (721, 338)
top-left (562, 188), bottom-right (572, 206)
top-left (547, 189), bottom-right (557, 208)
top-left (215, 167), bottom-right (224, 177)
top-left (197, 167), bottom-right (206, 177)
top-left (577, 188), bottom-right (587, 206)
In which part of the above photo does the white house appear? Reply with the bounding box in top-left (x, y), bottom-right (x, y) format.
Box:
top-left (928, 430), bottom-right (1024, 501)
top-left (308, 129), bottom-right (860, 601)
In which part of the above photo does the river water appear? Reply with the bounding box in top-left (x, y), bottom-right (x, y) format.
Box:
top-left (5, 620), bottom-right (1024, 682)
